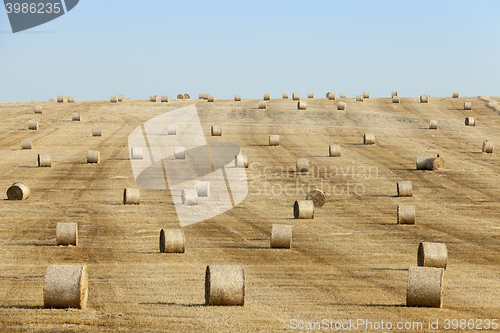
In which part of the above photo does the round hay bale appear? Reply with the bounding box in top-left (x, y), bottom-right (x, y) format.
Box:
top-left (464, 101), bottom-right (472, 110)
top-left (258, 101), bottom-right (267, 109)
top-left (168, 124), bottom-right (177, 135)
top-left (92, 127), bottom-right (102, 137)
top-left (72, 113), bottom-right (80, 121)
top-left (44, 265), bottom-right (88, 309)
top-left (420, 95), bottom-right (429, 103)
top-left (418, 242), bottom-right (447, 269)
top-left (452, 92), bottom-right (459, 98)
top-left (123, 188), bottom-right (140, 205)
top-left (263, 93), bottom-right (271, 101)
top-left (161, 95), bottom-right (169, 102)
top-left (34, 105), bottom-right (42, 114)
top-left (397, 181), bottom-right (413, 197)
top-left (406, 266), bottom-right (444, 308)
top-left (269, 135), bottom-right (280, 146)
top-left (337, 102), bottom-right (347, 110)
top-left (307, 92), bottom-right (314, 99)
top-left (356, 95), bottom-right (364, 102)
top-left (49, 98), bottom-right (55, 102)
top-left (306, 189), bottom-right (326, 208)
top-left (282, 92), bottom-right (289, 99)
top-left (28, 120), bottom-right (38, 130)
top-left (159, 229), bottom-right (185, 253)
top-left (208, 95), bottom-right (215, 102)
top-left (211, 125), bottom-right (222, 136)
top-left (117, 94), bottom-right (124, 102)
top-left (184, 94), bottom-right (190, 100)
top-left (296, 158), bottom-right (309, 173)
top-left (174, 147), bottom-right (186, 160)
top-left (340, 93), bottom-right (346, 98)
top-left (397, 205), bottom-right (415, 224)
top-left (235, 154), bottom-right (249, 168)
top-left (68, 96), bottom-right (75, 103)
top-left (328, 93), bottom-right (336, 100)
top-left (7, 182), bottom-right (30, 200)
top-left (483, 140), bottom-right (494, 153)
top-left (292, 93), bottom-right (300, 100)
top-left (22, 139), bottom-right (32, 150)
top-left (234, 94), bottom-right (241, 101)
top-left (297, 101), bottom-right (307, 110)
top-left (177, 94), bottom-right (184, 100)
top-left (199, 94), bottom-right (204, 99)
top-left (425, 156), bottom-right (445, 171)
top-left (150, 95), bottom-right (157, 102)
top-left (465, 117), bottom-right (475, 126)
top-left (205, 265), bottom-right (245, 306)
top-left (131, 147), bottom-right (143, 160)
top-left (87, 151), bottom-right (100, 164)
top-left (57, 95), bottom-right (66, 103)
top-left (110, 96), bottom-right (118, 103)
top-left (329, 144), bottom-right (341, 157)
top-left (429, 120), bottom-right (438, 129)
top-left (195, 180), bottom-right (210, 197)
top-left (391, 91), bottom-right (399, 97)
top-left (182, 189), bottom-right (198, 206)
top-left (363, 134), bottom-right (375, 145)
top-left (392, 95), bottom-right (400, 103)
top-left (271, 224), bottom-right (292, 249)
top-left (293, 200), bottom-right (314, 219)
top-left (416, 156), bottom-right (428, 170)
top-left (38, 154), bottom-right (51, 167)
top-left (56, 222), bottom-right (78, 246)
top-left (363, 91), bottom-right (369, 99)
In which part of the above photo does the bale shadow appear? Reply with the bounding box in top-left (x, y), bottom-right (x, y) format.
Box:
top-left (370, 267), bottom-right (408, 271)
top-left (0, 305), bottom-right (45, 309)
top-left (139, 302), bottom-right (204, 308)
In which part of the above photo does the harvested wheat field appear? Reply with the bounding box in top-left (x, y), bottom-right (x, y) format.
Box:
top-left (0, 95), bottom-right (499, 332)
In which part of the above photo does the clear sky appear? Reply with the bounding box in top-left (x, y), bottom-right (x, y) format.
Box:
top-left (1, 0), bottom-right (499, 102)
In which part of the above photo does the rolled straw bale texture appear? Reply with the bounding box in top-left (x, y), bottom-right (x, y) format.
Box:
top-left (392, 95), bottom-right (400, 103)
top-left (110, 96), bottom-right (118, 103)
top-left (174, 147), bottom-right (186, 160)
top-left (28, 120), bottom-right (38, 130)
top-left (68, 96), bottom-right (75, 103)
top-left (211, 125), bottom-right (222, 136)
top-left (258, 101), bottom-right (267, 109)
top-left (161, 95), bottom-right (169, 102)
top-left (363, 134), bottom-right (375, 145)
top-left (363, 91), bottom-right (369, 98)
top-left (294, 200), bottom-right (314, 219)
top-left (307, 92), bottom-right (314, 99)
top-left (235, 155), bottom-right (249, 168)
top-left (418, 242), bottom-right (447, 269)
top-left (22, 139), bottom-right (32, 150)
top-left (34, 105), bottom-right (42, 114)
top-left (297, 101), bottom-right (307, 110)
top-left (199, 94), bottom-right (204, 99)
top-left (282, 93), bottom-right (289, 99)
top-left (44, 265), bottom-right (88, 309)
top-left (416, 157), bottom-right (428, 170)
top-left (131, 147), bottom-right (143, 160)
top-left (159, 229), bottom-right (185, 253)
top-left (452, 92), bottom-right (459, 98)
top-left (328, 93), bottom-right (336, 100)
top-left (117, 94), bottom-right (124, 102)
top-left (263, 93), bottom-right (271, 101)
top-left (38, 154), bottom-right (51, 167)
top-left (397, 205), bottom-right (415, 225)
top-left (397, 181), bottom-right (412, 197)
top-left (306, 189), bottom-right (326, 208)
top-left (420, 95), bottom-right (429, 103)
top-left (391, 91), bottom-right (399, 97)
top-left (150, 95), bottom-right (157, 102)
top-left (337, 102), bottom-right (347, 110)
top-left (296, 158), bottom-right (309, 173)
top-left (87, 151), bottom-right (100, 164)
top-left (234, 94), bottom-right (241, 101)
top-left (195, 180), bottom-right (210, 197)
top-left (49, 98), bottom-right (55, 102)
top-left (269, 135), bottom-right (280, 146)
top-left (56, 222), bottom-right (78, 246)
top-left (356, 95), bottom-right (364, 102)
top-left (465, 117), bottom-right (475, 126)
top-left (464, 102), bottom-right (472, 110)
top-left (184, 94), bottom-right (190, 99)
top-left (205, 265), bottom-right (245, 306)
top-left (292, 93), bottom-right (300, 100)
top-left (57, 95), bottom-right (66, 103)
top-left (177, 94), bottom-right (184, 100)
top-left (72, 112), bottom-right (80, 121)
top-left (329, 144), bottom-right (341, 157)
top-left (7, 182), bottom-right (30, 200)
top-left (168, 125), bottom-right (177, 135)
top-left (429, 120), bottom-right (438, 129)
top-left (483, 140), bottom-right (494, 153)
top-left (271, 224), bottom-right (292, 249)
top-left (425, 156), bottom-right (445, 171)
top-left (208, 95), bottom-right (215, 102)
top-left (123, 188), bottom-right (140, 205)
top-left (92, 127), bottom-right (102, 137)
top-left (340, 93), bottom-right (346, 98)
top-left (406, 266), bottom-right (444, 308)
top-left (182, 189), bottom-right (198, 206)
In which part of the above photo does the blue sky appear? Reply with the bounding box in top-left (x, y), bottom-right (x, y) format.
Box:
top-left (1, 0), bottom-right (499, 102)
